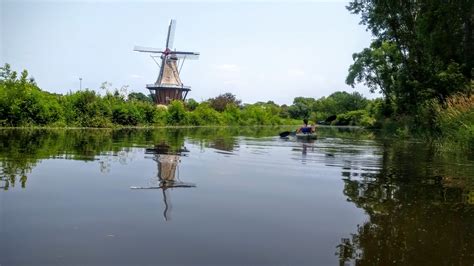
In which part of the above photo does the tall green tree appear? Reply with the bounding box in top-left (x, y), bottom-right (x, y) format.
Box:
top-left (208, 93), bottom-right (242, 112)
top-left (346, 0), bottom-right (473, 114)
top-left (128, 92), bottom-right (152, 103)
top-left (288, 97), bottom-right (316, 119)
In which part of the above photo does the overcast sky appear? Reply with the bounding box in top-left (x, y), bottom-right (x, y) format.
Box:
top-left (1, 0), bottom-right (375, 105)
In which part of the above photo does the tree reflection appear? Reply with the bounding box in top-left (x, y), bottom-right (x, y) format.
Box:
top-left (337, 141), bottom-right (474, 265)
top-left (0, 127), bottom-right (282, 190)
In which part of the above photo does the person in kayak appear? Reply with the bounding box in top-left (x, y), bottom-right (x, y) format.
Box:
top-left (297, 119), bottom-right (315, 134)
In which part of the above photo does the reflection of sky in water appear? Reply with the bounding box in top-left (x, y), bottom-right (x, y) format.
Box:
top-left (1, 129), bottom-right (473, 265)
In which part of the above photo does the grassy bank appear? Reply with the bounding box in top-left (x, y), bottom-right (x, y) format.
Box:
top-left (373, 93), bottom-right (474, 152)
top-left (431, 93), bottom-right (474, 152)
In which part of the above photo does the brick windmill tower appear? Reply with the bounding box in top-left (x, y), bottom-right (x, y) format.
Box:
top-left (134, 19), bottom-right (199, 105)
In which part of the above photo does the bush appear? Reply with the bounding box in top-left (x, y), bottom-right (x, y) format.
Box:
top-left (185, 98), bottom-right (199, 111)
top-left (188, 103), bottom-right (222, 126)
top-left (241, 105), bottom-right (273, 125)
top-left (63, 90), bottom-right (112, 127)
top-left (334, 110), bottom-right (374, 127)
top-left (0, 66), bottom-right (64, 126)
top-left (222, 104), bottom-right (242, 125)
top-left (167, 100), bottom-right (187, 125)
top-left (208, 93), bottom-right (241, 112)
top-left (432, 93), bottom-right (474, 151)
top-left (0, 64), bottom-right (383, 129)
top-left (112, 103), bottom-right (142, 126)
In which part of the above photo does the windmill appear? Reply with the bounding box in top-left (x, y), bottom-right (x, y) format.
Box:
top-left (134, 19), bottom-right (199, 105)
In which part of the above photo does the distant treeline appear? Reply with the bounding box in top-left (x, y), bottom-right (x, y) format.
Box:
top-left (0, 63), bottom-right (379, 128)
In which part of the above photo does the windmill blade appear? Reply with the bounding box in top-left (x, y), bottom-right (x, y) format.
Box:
top-left (165, 19), bottom-right (176, 49)
top-left (171, 51), bottom-right (200, 55)
top-left (134, 45), bottom-right (164, 53)
top-left (172, 53), bottom-right (200, 60)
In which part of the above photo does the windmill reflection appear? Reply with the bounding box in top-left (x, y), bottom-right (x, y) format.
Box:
top-left (131, 142), bottom-right (195, 221)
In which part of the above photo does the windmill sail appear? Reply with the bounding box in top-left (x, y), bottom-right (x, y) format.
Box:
top-left (133, 46), bottom-right (164, 53)
top-left (172, 53), bottom-right (200, 60)
top-left (165, 19), bottom-right (176, 49)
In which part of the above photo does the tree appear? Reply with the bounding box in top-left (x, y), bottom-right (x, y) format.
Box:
top-left (128, 92), bottom-right (152, 103)
top-left (167, 100), bottom-right (187, 125)
top-left (208, 93), bottom-right (241, 112)
top-left (346, 0), bottom-right (473, 114)
top-left (327, 91), bottom-right (368, 114)
top-left (0, 64), bottom-right (63, 126)
top-left (346, 41), bottom-right (402, 103)
top-left (288, 97), bottom-right (315, 119)
top-left (185, 98), bottom-right (199, 111)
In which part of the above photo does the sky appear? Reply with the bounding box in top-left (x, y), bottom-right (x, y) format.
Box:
top-left (1, 0), bottom-right (375, 105)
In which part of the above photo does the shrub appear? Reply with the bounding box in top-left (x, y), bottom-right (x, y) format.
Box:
top-left (335, 110), bottom-right (374, 126)
top-left (222, 104), bottom-right (242, 125)
top-left (63, 90), bottom-right (112, 127)
top-left (433, 93), bottom-right (474, 151)
top-left (208, 93), bottom-right (241, 112)
top-left (185, 98), bottom-right (199, 111)
top-left (0, 66), bottom-right (64, 126)
top-left (167, 100), bottom-right (187, 125)
top-left (188, 103), bottom-right (222, 125)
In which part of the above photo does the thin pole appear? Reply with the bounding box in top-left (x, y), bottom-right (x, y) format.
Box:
top-left (79, 77), bottom-right (82, 90)
top-left (178, 56), bottom-right (186, 74)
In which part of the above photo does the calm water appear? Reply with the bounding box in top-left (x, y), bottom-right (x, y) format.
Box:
top-left (1, 127), bottom-right (473, 265)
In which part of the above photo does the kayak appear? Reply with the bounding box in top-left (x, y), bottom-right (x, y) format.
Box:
top-left (279, 131), bottom-right (317, 140)
top-left (295, 133), bottom-right (317, 140)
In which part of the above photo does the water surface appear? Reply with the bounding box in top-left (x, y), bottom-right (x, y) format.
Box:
top-left (1, 127), bottom-right (473, 265)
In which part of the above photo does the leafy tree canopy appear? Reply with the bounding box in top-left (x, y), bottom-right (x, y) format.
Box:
top-left (346, 0), bottom-right (473, 114)
top-left (207, 93), bottom-right (242, 112)
top-left (128, 92), bottom-right (153, 103)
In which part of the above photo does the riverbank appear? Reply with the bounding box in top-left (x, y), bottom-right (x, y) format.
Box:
top-left (372, 93), bottom-right (474, 152)
top-left (1, 63), bottom-right (471, 153)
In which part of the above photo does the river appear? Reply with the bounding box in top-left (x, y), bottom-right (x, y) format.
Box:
top-left (1, 127), bottom-right (473, 265)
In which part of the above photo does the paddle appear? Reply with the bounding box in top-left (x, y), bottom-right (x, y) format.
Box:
top-left (325, 115), bottom-right (337, 123)
top-left (279, 131), bottom-right (296, 138)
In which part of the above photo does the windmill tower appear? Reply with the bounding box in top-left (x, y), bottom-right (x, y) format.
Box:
top-left (134, 19), bottom-right (199, 105)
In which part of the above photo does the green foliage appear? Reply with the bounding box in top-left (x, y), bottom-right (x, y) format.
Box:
top-left (313, 91), bottom-right (368, 117)
top-left (431, 93), bottom-right (474, 151)
top-left (289, 92), bottom-right (370, 126)
top-left (334, 110), bottom-right (375, 127)
top-left (185, 98), bottom-right (199, 111)
top-left (167, 100), bottom-right (188, 125)
top-left (112, 102), bottom-right (143, 126)
top-left (241, 104), bottom-right (283, 125)
top-left (0, 65), bottom-right (377, 128)
top-left (63, 90), bottom-right (112, 127)
top-left (187, 103), bottom-right (222, 126)
top-left (128, 92), bottom-right (152, 103)
top-left (346, 41), bottom-right (402, 101)
top-left (208, 93), bottom-right (242, 112)
top-left (0, 64), bottom-right (63, 126)
top-left (346, 0), bottom-right (473, 115)
top-left (288, 97), bottom-right (315, 119)
top-left (222, 104), bottom-right (242, 125)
